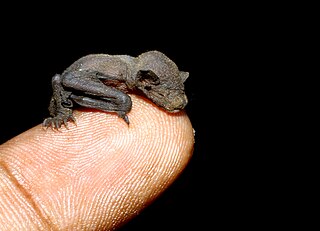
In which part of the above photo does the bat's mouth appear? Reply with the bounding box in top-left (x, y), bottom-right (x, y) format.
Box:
top-left (167, 94), bottom-right (188, 112)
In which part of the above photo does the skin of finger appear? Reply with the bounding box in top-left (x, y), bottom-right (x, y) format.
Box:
top-left (0, 95), bottom-right (194, 230)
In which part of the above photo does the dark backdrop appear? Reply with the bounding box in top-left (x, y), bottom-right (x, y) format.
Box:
top-left (1, 6), bottom-right (275, 229)
top-left (0, 3), bottom-right (297, 229)
top-left (0, 1), bottom-right (272, 227)
top-left (3, 1), bottom-right (289, 229)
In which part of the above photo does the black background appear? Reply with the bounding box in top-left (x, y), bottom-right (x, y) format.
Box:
top-left (1, 3), bottom-right (275, 229)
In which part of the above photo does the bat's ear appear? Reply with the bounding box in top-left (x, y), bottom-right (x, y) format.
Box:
top-left (180, 71), bottom-right (189, 83)
top-left (137, 70), bottom-right (160, 85)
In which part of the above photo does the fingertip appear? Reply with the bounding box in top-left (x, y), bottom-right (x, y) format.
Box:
top-left (0, 95), bottom-right (194, 230)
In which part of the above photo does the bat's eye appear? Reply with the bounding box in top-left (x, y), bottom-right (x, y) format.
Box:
top-left (62, 100), bottom-right (73, 107)
top-left (144, 86), bottom-right (152, 91)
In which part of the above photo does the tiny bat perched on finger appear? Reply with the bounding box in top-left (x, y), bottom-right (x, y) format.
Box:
top-left (43, 50), bottom-right (189, 129)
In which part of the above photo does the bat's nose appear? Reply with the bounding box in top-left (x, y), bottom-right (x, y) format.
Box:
top-left (170, 94), bottom-right (188, 112)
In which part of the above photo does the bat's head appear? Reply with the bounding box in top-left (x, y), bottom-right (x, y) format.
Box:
top-left (135, 51), bottom-right (188, 112)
